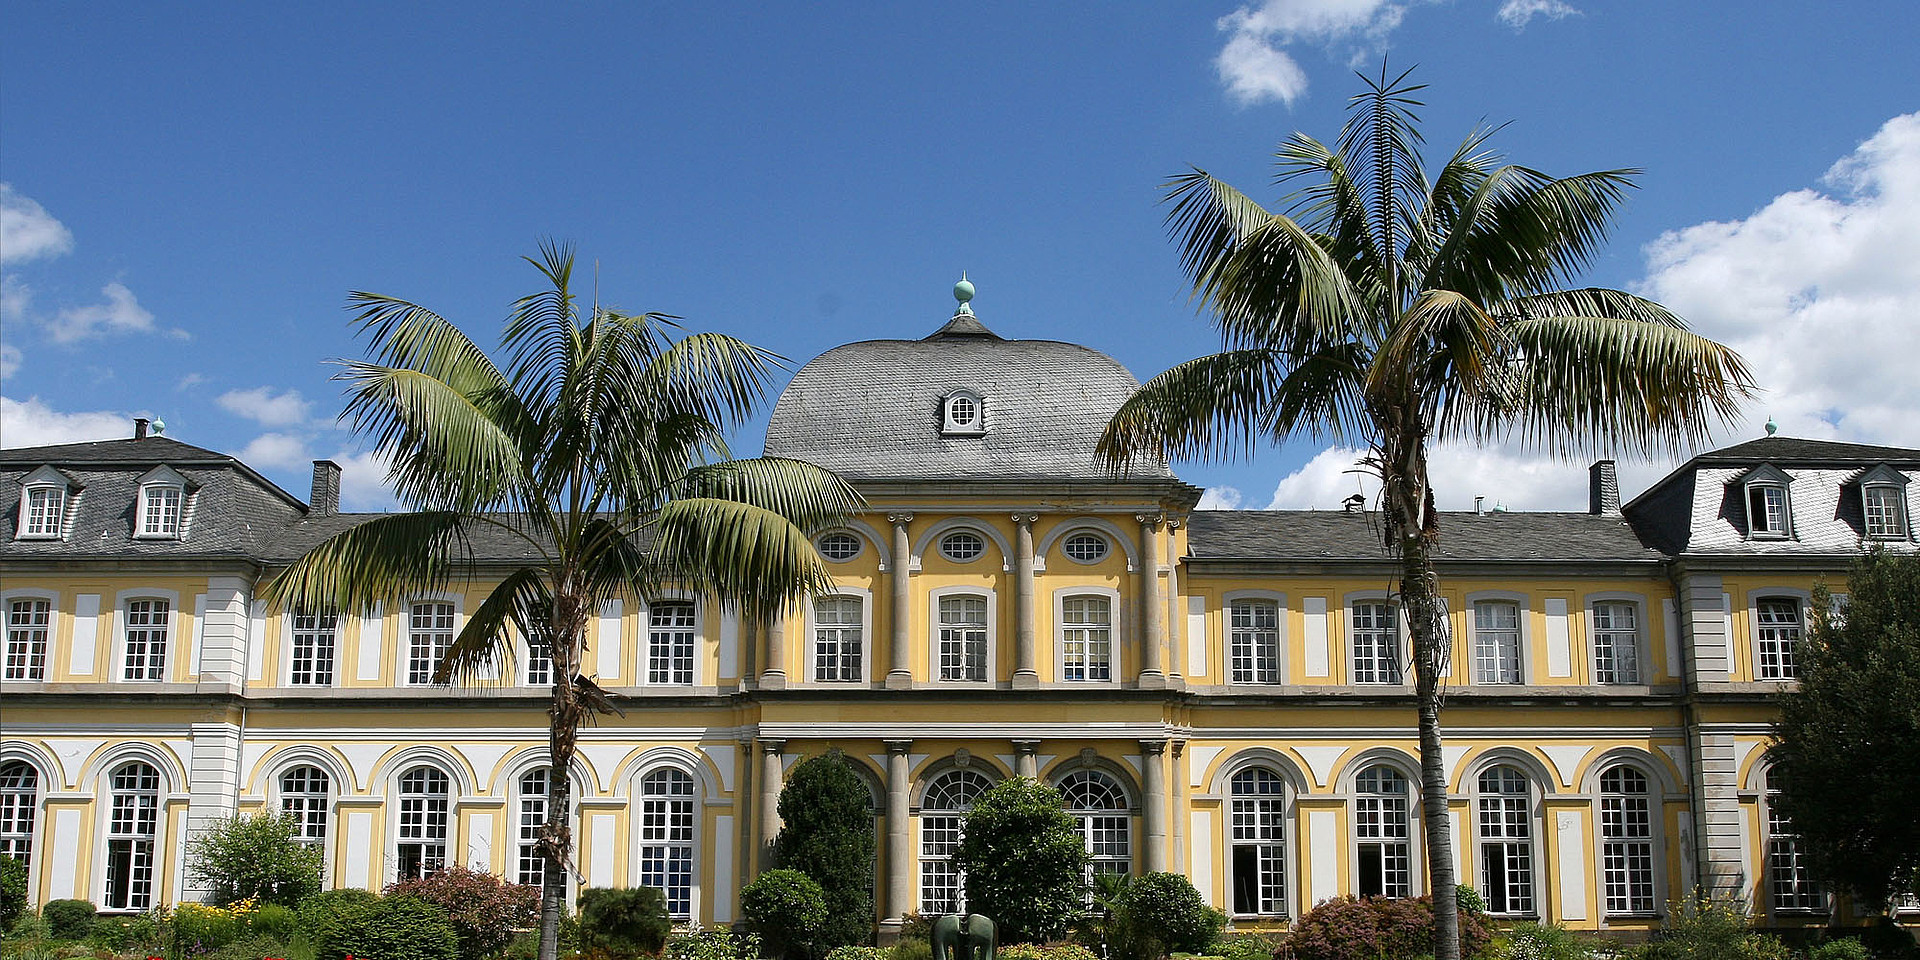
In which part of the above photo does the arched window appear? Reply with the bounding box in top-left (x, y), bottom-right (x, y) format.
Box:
top-left (1476, 766), bottom-right (1535, 915)
top-left (1060, 595), bottom-right (1113, 682)
top-left (639, 768), bottom-right (696, 918)
top-left (395, 766), bottom-right (449, 880)
top-left (1599, 766), bottom-right (1655, 914)
top-left (517, 768), bottom-right (548, 887)
top-left (1230, 599), bottom-right (1280, 684)
top-left (5, 598), bottom-right (51, 680)
top-left (647, 602), bottom-right (696, 685)
top-left (1059, 770), bottom-right (1130, 886)
top-left (279, 766), bottom-right (330, 850)
top-left (0, 761), bottom-right (38, 865)
top-left (1229, 767), bottom-right (1288, 917)
top-left (1763, 767), bottom-right (1822, 913)
top-left (920, 769), bottom-right (994, 914)
top-left (1354, 765), bottom-right (1413, 898)
top-left (1350, 602), bottom-right (1401, 684)
top-left (104, 761), bottom-right (160, 910)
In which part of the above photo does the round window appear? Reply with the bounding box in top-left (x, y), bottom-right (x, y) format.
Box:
top-left (1062, 532), bottom-right (1110, 563)
top-left (939, 530), bottom-right (985, 562)
top-left (948, 396), bottom-right (977, 426)
top-left (817, 532), bottom-right (862, 561)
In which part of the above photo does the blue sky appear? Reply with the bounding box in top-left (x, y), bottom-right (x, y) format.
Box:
top-left (4, 2), bottom-right (1918, 512)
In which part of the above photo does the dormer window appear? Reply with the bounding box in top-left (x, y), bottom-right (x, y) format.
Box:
top-left (135, 465), bottom-right (189, 539)
top-left (1734, 464), bottom-right (1795, 540)
top-left (1852, 464), bottom-right (1911, 540)
top-left (941, 389), bottom-right (986, 436)
top-left (14, 465), bottom-right (75, 540)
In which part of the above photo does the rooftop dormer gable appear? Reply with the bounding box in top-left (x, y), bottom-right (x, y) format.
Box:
top-left (134, 464), bottom-right (195, 540)
top-left (1846, 462), bottom-right (1909, 488)
top-left (14, 464), bottom-right (81, 540)
top-left (1728, 462), bottom-right (1794, 487)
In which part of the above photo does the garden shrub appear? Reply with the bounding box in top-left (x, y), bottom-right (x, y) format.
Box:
top-left (296, 888), bottom-right (379, 950)
top-left (955, 778), bottom-right (1090, 944)
top-left (206, 933), bottom-right (294, 960)
top-left (1455, 886), bottom-right (1487, 915)
top-left (1117, 873), bottom-right (1225, 957)
top-left (173, 900), bottom-right (251, 953)
top-left (1002, 945), bottom-right (1099, 960)
top-left (742, 869), bottom-right (829, 959)
top-left (665, 927), bottom-right (763, 960)
top-left (387, 864), bottom-right (539, 960)
top-left (302, 892), bottom-right (459, 960)
top-left (1855, 919), bottom-right (1920, 960)
top-left (1211, 933), bottom-right (1281, 960)
top-left (1498, 922), bottom-right (1595, 960)
top-left (1626, 898), bottom-right (1789, 960)
top-left (775, 752), bottom-right (879, 951)
top-left (0, 856), bottom-right (26, 930)
top-left (827, 947), bottom-right (893, 960)
top-left (1284, 895), bottom-right (1492, 960)
top-left (41, 900), bottom-right (95, 940)
top-left (88, 912), bottom-right (163, 954)
top-left (187, 813), bottom-right (324, 907)
top-left (578, 886), bottom-right (672, 958)
top-left (1810, 940), bottom-right (1873, 960)
top-left (250, 901), bottom-right (299, 942)
top-left (890, 938), bottom-right (934, 960)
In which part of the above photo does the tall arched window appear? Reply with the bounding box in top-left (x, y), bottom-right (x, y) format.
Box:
top-left (1229, 766), bottom-right (1289, 917)
top-left (279, 765), bottom-right (330, 850)
top-left (104, 761), bottom-right (160, 910)
top-left (1354, 765), bottom-right (1413, 898)
top-left (639, 768), bottom-right (696, 918)
top-left (517, 768), bottom-right (548, 887)
top-left (395, 766), bottom-right (449, 880)
top-left (1599, 766), bottom-right (1655, 914)
top-left (1763, 767), bottom-right (1821, 913)
top-left (1058, 770), bottom-right (1131, 887)
top-left (1476, 766), bottom-right (1534, 915)
top-left (0, 761), bottom-right (38, 865)
top-left (920, 769), bottom-right (994, 914)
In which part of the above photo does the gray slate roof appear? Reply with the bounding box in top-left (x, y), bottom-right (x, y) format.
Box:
top-left (763, 313), bottom-right (1173, 482)
top-left (1186, 510), bottom-right (1661, 563)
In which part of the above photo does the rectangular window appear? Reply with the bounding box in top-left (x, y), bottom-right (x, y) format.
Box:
top-left (408, 602), bottom-right (454, 685)
top-left (937, 596), bottom-right (988, 682)
top-left (1748, 484), bottom-right (1788, 537)
top-left (1864, 485), bottom-right (1907, 539)
top-left (1350, 602), bottom-right (1401, 684)
top-left (140, 486), bottom-right (182, 537)
top-left (518, 770), bottom-right (548, 887)
top-left (123, 599), bottom-right (168, 681)
top-left (1478, 799), bottom-right (1534, 915)
top-left (647, 602), bottom-right (696, 685)
top-left (813, 596), bottom-right (863, 682)
top-left (1229, 793), bottom-right (1286, 915)
top-left (920, 814), bottom-right (965, 913)
top-left (1472, 601), bottom-right (1523, 684)
top-left (525, 636), bottom-right (552, 687)
top-left (1767, 801), bottom-right (1822, 912)
top-left (1600, 795), bottom-right (1655, 913)
top-left (1230, 600), bottom-right (1280, 683)
top-left (1592, 602), bottom-right (1641, 684)
top-left (6, 599), bottom-right (51, 680)
top-left (1060, 595), bottom-right (1112, 681)
top-left (290, 611), bottom-right (337, 686)
top-left (1755, 599), bottom-right (1801, 680)
top-left (22, 487), bottom-right (64, 538)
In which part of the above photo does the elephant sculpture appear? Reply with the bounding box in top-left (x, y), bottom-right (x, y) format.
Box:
top-left (931, 913), bottom-right (997, 960)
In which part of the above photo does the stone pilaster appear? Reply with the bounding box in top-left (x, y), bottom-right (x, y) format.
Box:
top-left (1141, 739), bottom-right (1169, 872)
top-left (1012, 514), bottom-right (1039, 688)
top-left (1136, 515), bottom-right (1167, 688)
top-left (887, 514), bottom-right (914, 689)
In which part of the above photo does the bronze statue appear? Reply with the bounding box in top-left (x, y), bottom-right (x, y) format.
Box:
top-left (931, 913), bottom-right (998, 960)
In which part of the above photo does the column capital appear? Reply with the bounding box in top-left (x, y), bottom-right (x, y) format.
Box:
top-left (887, 512), bottom-right (915, 525)
top-left (1134, 512), bottom-right (1165, 527)
top-left (1138, 738), bottom-right (1168, 756)
top-left (761, 738), bottom-right (787, 754)
top-left (884, 739), bottom-right (913, 755)
top-left (1011, 739), bottom-right (1041, 754)
top-left (1011, 513), bottom-right (1039, 525)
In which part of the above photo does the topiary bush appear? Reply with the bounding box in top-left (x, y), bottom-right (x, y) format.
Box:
top-left (42, 899), bottom-right (96, 940)
top-left (955, 778), bottom-right (1090, 944)
top-left (0, 855), bottom-right (27, 930)
top-left (578, 886), bottom-right (672, 958)
top-left (387, 864), bottom-right (539, 960)
top-left (742, 868), bottom-right (829, 960)
top-left (774, 751), bottom-right (879, 951)
top-left (301, 892), bottom-right (459, 960)
top-left (1117, 872), bottom-right (1225, 957)
top-left (1284, 895), bottom-right (1492, 960)
top-left (1211, 933), bottom-right (1282, 960)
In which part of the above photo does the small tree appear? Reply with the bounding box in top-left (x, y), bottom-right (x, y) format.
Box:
top-left (955, 777), bottom-right (1089, 943)
top-left (186, 813), bottom-right (322, 906)
top-left (386, 864), bottom-right (539, 960)
top-left (742, 868), bottom-right (829, 960)
top-left (578, 886), bottom-right (672, 958)
top-left (773, 751), bottom-right (878, 949)
top-left (1772, 547), bottom-right (1920, 911)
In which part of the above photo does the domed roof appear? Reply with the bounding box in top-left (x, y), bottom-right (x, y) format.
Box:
top-left (764, 311), bottom-right (1173, 483)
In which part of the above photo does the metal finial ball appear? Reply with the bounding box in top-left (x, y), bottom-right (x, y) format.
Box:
top-left (150, 419), bottom-right (166, 436)
top-left (953, 278), bottom-right (975, 303)
top-left (1765, 416), bottom-right (1778, 437)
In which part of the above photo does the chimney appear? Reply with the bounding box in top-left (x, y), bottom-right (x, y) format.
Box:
top-left (1589, 460), bottom-right (1621, 516)
top-left (310, 460), bottom-right (342, 515)
top-left (133, 417), bottom-right (150, 440)
top-left (1474, 496), bottom-right (1486, 515)
top-left (1343, 493), bottom-right (1366, 514)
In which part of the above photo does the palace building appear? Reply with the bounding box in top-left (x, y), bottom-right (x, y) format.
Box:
top-left (3, 291), bottom-right (1916, 934)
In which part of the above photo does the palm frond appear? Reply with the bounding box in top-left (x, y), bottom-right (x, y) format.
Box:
top-left (336, 363), bottom-right (529, 511)
top-left (1427, 167), bottom-right (1639, 300)
top-left (644, 498), bottom-right (838, 610)
top-left (1375, 289), bottom-right (1512, 434)
top-left (1492, 288), bottom-right (1690, 328)
top-left (436, 567), bottom-right (550, 685)
top-left (502, 239), bottom-right (582, 419)
top-left (676, 458), bottom-right (864, 533)
top-left (1098, 347), bottom-right (1368, 468)
top-left (263, 511), bottom-right (473, 615)
top-left (1274, 133), bottom-right (1381, 298)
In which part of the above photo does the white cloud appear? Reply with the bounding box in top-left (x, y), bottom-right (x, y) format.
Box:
top-left (1496, 0), bottom-right (1578, 29)
top-left (1, 276), bottom-right (33, 324)
top-left (218, 386), bottom-right (312, 427)
top-left (0, 185), bottom-right (74, 265)
top-left (239, 432), bottom-right (311, 471)
top-left (176, 373), bottom-right (207, 391)
top-left (45, 281), bottom-right (174, 343)
top-left (328, 447), bottom-right (398, 512)
top-left (1197, 485), bottom-right (1246, 510)
top-left (0, 344), bottom-right (18, 380)
top-left (1215, 0), bottom-right (1409, 107)
top-left (1267, 445), bottom-right (1674, 512)
top-left (0, 395), bottom-right (133, 448)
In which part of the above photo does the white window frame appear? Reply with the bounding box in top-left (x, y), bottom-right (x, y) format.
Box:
top-left (1748, 588), bottom-right (1810, 682)
top-left (392, 764), bottom-right (451, 882)
top-left (284, 608), bottom-right (340, 687)
top-left (1473, 764), bottom-right (1539, 917)
top-left (642, 596), bottom-right (701, 686)
top-left (917, 766), bottom-right (997, 914)
top-left (15, 467), bottom-right (73, 540)
top-left (1059, 531), bottom-right (1112, 565)
top-left (115, 589), bottom-right (179, 683)
top-left (636, 765), bottom-right (699, 919)
top-left (134, 465), bottom-right (190, 540)
top-left (807, 587), bottom-right (873, 684)
top-left (1466, 593), bottom-right (1529, 685)
top-left (1055, 587), bottom-right (1120, 684)
top-left (940, 389), bottom-right (987, 436)
top-left (1758, 765), bottom-right (1824, 915)
top-left (1224, 590), bottom-right (1286, 685)
top-left (1863, 482), bottom-right (1909, 540)
top-left (515, 767), bottom-right (549, 887)
top-left (521, 626), bottom-right (553, 689)
top-left (0, 759), bottom-right (40, 870)
top-left (275, 763), bottom-right (333, 865)
top-left (1056, 768), bottom-right (1133, 890)
top-left (1585, 593), bottom-right (1648, 685)
top-left (1344, 591), bottom-right (1405, 685)
top-left (100, 759), bottom-right (163, 912)
top-left (815, 530), bottom-right (866, 563)
top-left (1225, 763), bottom-right (1294, 918)
top-left (1744, 480), bottom-right (1792, 540)
top-left (399, 595), bottom-right (461, 687)
top-left (1349, 761), bottom-right (1419, 898)
top-left (2, 589), bottom-right (56, 682)
top-left (1595, 763), bottom-right (1660, 917)
top-left (929, 586), bottom-right (996, 684)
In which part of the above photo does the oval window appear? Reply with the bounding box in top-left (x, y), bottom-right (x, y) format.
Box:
top-left (939, 531), bottom-right (986, 562)
top-left (817, 532), bottom-right (862, 561)
top-left (1062, 532), bottom-right (1109, 563)
top-left (949, 396), bottom-right (977, 426)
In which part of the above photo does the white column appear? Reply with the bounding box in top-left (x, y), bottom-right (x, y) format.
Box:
top-left (1136, 515), bottom-right (1167, 688)
top-left (759, 739), bottom-right (785, 872)
top-left (887, 514), bottom-right (914, 689)
top-left (1012, 515), bottom-right (1039, 688)
top-left (1141, 739), bottom-right (1169, 872)
top-left (884, 740), bottom-right (913, 927)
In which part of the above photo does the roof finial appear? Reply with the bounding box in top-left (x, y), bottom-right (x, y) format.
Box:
top-left (953, 273), bottom-right (975, 317)
top-left (1765, 415), bottom-right (1778, 437)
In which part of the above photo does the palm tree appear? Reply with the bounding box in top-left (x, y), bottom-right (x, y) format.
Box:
top-left (1099, 70), bottom-right (1751, 959)
top-left (265, 243), bottom-right (860, 960)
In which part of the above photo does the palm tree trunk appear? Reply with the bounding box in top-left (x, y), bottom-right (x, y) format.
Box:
top-left (1383, 425), bottom-right (1459, 960)
top-left (538, 605), bottom-right (589, 960)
